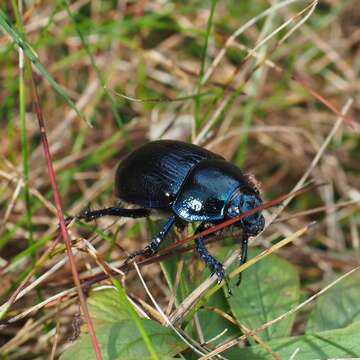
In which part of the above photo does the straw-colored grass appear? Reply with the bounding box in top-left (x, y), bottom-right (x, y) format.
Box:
top-left (0, 1), bottom-right (359, 359)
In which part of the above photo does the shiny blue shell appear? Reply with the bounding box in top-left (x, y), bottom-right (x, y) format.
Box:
top-left (173, 159), bottom-right (255, 221)
top-left (115, 140), bottom-right (257, 221)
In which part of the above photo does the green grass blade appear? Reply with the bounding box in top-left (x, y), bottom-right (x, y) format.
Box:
top-left (60, 0), bottom-right (129, 143)
top-left (0, 9), bottom-right (88, 125)
top-left (193, 0), bottom-right (217, 140)
top-left (10, 0), bottom-right (34, 266)
top-left (111, 278), bottom-right (160, 360)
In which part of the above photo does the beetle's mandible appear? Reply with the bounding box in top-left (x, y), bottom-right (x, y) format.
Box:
top-left (77, 140), bottom-right (265, 285)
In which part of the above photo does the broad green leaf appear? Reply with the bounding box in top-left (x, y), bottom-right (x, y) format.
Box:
top-left (196, 290), bottom-right (240, 348)
top-left (195, 244), bottom-right (242, 346)
top-left (170, 244), bottom-right (241, 359)
top-left (87, 288), bottom-right (130, 325)
top-left (307, 270), bottom-right (360, 333)
top-left (59, 288), bottom-right (186, 360)
top-left (227, 249), bottom-right (300, 341)
top-left (229, 320), bottom-right (360, 360)
top-left (60, 320), bottom-right (184, 360)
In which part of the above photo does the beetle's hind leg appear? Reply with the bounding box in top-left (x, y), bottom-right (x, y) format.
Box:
top-left (76, 207), bottom-right (150, 222)
top-left (123, 215), bottom-right (176, 267)
top-left (195, 223), bottom-right (231, 294)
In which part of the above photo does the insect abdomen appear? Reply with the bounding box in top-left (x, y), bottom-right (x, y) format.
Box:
top-left (115, 140), bottom-right (223, 209)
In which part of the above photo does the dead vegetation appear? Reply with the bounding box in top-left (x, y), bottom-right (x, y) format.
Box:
top-left (0, 0), bottom-right (359, 359)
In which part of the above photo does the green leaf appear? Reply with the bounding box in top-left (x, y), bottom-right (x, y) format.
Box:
top-left (227, 249), bottom-right (300, 341)
top-left (60, 320), bottom-right (183, 360)
top-left (307, 270), bottom-right (360, 333)
top-left (59, 288), bottom-right (186, 360)
top-left (196, 290), bottom-right (240, 347)
top-left (193, 244), bottom-right (241, 347)
top-left (231, 320), bottom-right (360, 360)
top-left (87, 288), bottom-right (130, 325)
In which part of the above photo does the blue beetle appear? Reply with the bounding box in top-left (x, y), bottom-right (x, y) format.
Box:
top-left (78, 140), bottom-right (265, 284)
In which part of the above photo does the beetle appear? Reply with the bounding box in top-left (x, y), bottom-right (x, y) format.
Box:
top-left (77, 140), bottom-right (265, 285)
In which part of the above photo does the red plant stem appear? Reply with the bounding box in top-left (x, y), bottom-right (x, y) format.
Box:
top-left (79, 183), bottom-right (323, 287)
top-left (29, 73), bottom-right (102, 360)
top-left (157, 182), bottom-right (323, 255)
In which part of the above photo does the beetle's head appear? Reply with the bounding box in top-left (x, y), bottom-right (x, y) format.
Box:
top-left (226, 190), bottom-right (265, 236)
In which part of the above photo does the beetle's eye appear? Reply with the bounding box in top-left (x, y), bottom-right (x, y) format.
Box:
top-left (246, 196), bottom-right (259, 210)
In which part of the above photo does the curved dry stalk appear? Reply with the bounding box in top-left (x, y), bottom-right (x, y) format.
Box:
top-left (195, 1), bottom-right (318, 145)
top-left (202, 0), bottom-right (302, 85)
top-left (0, 169), bottom-right (57, 215)
top-left (205, 126), bottom-right (320, 154)
top-left (245, 1), bottom-right (318, 62)
top-left (0, 178), bottom-right (23, 235)
top-left (266, 98), bottom-right (353, 227)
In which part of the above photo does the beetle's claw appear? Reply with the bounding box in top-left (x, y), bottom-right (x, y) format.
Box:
top-left (78, 209), bottom-right (93, 222)
top-left (143, 245), bottom-right (155, 258)
top-left (122, 244), bottom-right (156, 269)
top-left (209, 262), bottom-right (233, 296)
top-left (216, 270), bottom-right (224, 285)
top-left (209, 261), bottom-right (226, 284)
top-left (76, 203), bottom-right (95, 222)
top-left (64, 215), bottom-right (74, 225)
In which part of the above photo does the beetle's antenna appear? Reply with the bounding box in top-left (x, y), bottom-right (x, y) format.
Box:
top-left (236, 233), bottom-right (249, 286)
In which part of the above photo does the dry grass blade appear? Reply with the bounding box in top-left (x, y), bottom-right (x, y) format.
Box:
top-left (202, 0), bottom-right (302, 84)
top-left (266, 98), bottom-right (353, 227)
top-left (133, 262), bottom-right (211, 358)
top-left (0, 1), bottom-right (358, 358)
top-left (0, 235), bottom-right (61, 319)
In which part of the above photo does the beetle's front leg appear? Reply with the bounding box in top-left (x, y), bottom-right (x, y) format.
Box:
top-left (195, 223), bottom-right (231, 294)
top-left (196, 237), bottom-right (225, 283)
top-left (123, 215), bottom-right (176, 266)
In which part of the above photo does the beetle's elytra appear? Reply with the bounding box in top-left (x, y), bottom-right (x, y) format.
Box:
top-left (78, 140), bottom-right (265, 285)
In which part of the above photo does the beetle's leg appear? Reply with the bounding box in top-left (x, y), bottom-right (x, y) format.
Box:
top-left (76, 207), bottom-right (150, 222)
top-left (195, 224), bottom-right (231, 294)
top-left (236, 233), bottom-right (249, 286)
top-left (123, 215), bottom-right (176, 266)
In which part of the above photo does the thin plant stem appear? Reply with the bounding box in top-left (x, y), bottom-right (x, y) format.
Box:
top-left (61, 0), bottom-right (130, 146)
top-left (29, 69), bottom-right (103, 360)
top-left (193, 0), bottom-right (217, 141)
